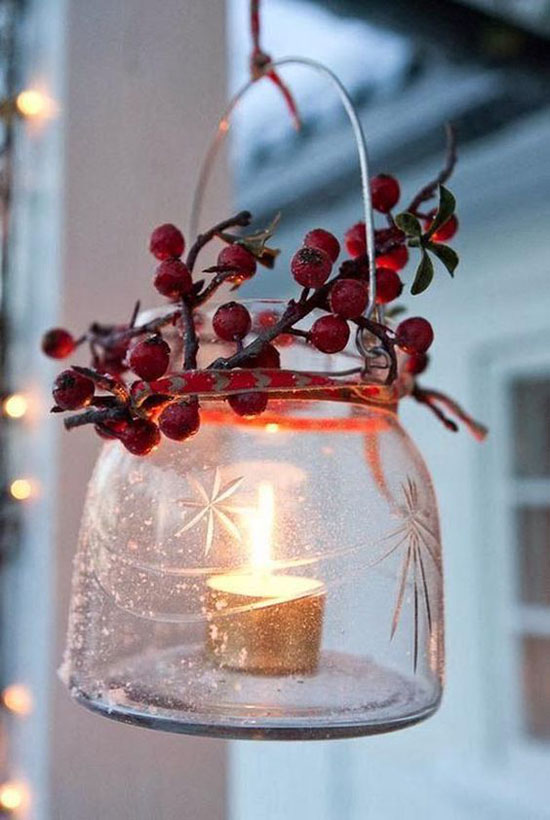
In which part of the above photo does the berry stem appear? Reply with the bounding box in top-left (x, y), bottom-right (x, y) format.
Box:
top-left (186, 210), bottom-right (252, 273)
top-left (129, 300), bottom-right (141, 328)
top-left (63, 405), bottom-right (129, 431)
top-left (208, 259), bottom-right (370, 371)
top-left (71, 365), bottom-right (129, 402)
top-left (194, 269), bottom-right (243, 306)
top-left (408, 123), bottom-right (457, 215)
top-left (411, 385), bottom-right (459, 433)
top-left (180, 296), bottom-right (199, 370)
top-left (66, 213), bottom-right (254, 368)
top-left (412, 385), bottom-right (488, 440)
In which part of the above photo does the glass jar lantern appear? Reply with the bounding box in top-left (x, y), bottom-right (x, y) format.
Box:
top-left (58, 49), bottom-right (453, 739)
top-left (60, 303), bottom-right (444, 740)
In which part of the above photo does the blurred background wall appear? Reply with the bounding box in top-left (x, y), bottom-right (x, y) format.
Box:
top-left (4, 1), bottom-right (229, 818)
top-left (2, 0), bottom-right (550, 818)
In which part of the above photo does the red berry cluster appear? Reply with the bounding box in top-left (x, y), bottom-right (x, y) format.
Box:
top-left (42, 214), bottom-right (276, 452)
top-left (42, 158), bottom-right (463, 454)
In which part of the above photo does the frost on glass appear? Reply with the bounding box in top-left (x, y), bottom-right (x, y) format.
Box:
top-left (60, 389), bottom-right (444, 739)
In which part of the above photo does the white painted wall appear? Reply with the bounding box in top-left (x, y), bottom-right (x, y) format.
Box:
top-left (10, 1), bottom-right (231, 818)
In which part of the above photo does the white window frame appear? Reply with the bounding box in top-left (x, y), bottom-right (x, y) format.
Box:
top-left (482, 337), bottom-right (550, 781)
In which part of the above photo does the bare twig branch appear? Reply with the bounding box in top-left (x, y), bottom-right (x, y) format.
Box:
top-left (186, 210), bottom-right (252, 273)
top-left (408, 124), bottom-right (457, 215)
top-left (180, 297), bottom-right (199, 370)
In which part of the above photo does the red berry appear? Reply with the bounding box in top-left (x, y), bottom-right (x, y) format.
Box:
top-left (376, 244), bottom-right (408, 271)
top-left (213, 302), bottom-right (251, 341)
top-left (94, 418), bottom-right (128, 440)
top-left (129, 336), bottom-right (170, 381)
top-left (424, 211), bottom-right (459, 243)
top-left (53, 370), bottom-right (95, 410)
top-left (291, 246), bottom-right (332, 288)
top-left (304, 229), bottom-right (340, 263)
top-left (405, 352), bottom-right (429, 375)
top-left (344, 222), bottom-right (366, 258)
top-left (371, 174), bottom-right (400, 213)
top-left (42, 328), bottom-right (75, 359)
top-left (120, 419), bottom-right (160, 456)
top-left (256, 310), bottom-right (278, 330)
top-left (217, 245), bottom-right (257, 280)
top-left (274, 334), bottom-right (294, 348)
top-left (159, 400), bottom-right (200, 441)
top-left (395, 317), bottom-right (434, 355)
top-left (310, 314), bottom-right (350, 353)
top-left (245, 343), bottom-right (281, 369)
top-left (153, 258), bottom-right (193, 299)
top-left (329, 279), bottom-right (368, 319)
top-left (149, 223), bottom-right (185, 261)
top-left (375, 267), bottom-right (403, 304)
top-left (228, 391), bottom-right (268, 418)
top-left (255, 311), bottom-right (293, 347)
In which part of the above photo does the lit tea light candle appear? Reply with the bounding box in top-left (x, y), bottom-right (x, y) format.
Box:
top-left (206, 482), bottom-right (325, 675)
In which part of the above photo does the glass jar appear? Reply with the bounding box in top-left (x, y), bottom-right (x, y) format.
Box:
top-left (60, 302), bottom-right (444, 739)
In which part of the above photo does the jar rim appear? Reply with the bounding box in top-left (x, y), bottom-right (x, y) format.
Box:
top-left (133, 300), bottom-right (410, 416)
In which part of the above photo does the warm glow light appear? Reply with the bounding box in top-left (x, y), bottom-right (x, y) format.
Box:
top-left (248, 482), bottom-right (275, 570)
top-left (265, 423), bottom-right (279, 434)
top-left (2, 684), bottom-right (33, 716)
top-left (3, 394), bottom-right (28, 419)
top-left (0, 781), bottom-right (27, 812)
top-left (16, 89), bottom-right (57, 120)
top-left (9, 479), bottom-right (33, 501)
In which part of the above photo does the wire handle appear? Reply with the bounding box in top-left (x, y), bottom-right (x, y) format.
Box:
top-left (190, 56), bottom-right (378, 319)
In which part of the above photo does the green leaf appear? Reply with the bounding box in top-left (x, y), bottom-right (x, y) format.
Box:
top-left (427, 241), bottom-right (459, 277)
top-left (425, 185), bottom-right (456, 239)
top-left (394, 212), bottom-right (422, 237)
top-left (411, 252), bottom-right (434, 295)
top-left (385, 304), bottom-right (407, 319)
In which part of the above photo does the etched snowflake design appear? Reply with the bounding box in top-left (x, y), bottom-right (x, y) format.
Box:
top-left (375, 476), bottom-right (442, 671)
top-left (175, 468), bottom-right (248, 555)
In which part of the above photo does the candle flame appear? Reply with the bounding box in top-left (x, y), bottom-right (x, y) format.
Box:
top-left (249, 481), bottom-right (275, 571)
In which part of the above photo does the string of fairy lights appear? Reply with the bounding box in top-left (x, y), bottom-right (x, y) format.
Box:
top-left (0, 0), bottom-right (58, 815)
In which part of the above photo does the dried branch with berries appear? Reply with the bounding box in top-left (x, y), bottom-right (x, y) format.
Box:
top-left (41, 131), bottom-right (487, 457)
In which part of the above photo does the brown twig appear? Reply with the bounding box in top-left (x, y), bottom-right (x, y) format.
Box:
top-left (180, 297), bottom-right (199, 370)
top-left (408, 123), bottom-right (457, 215)
top-left (195, 269), bottom-right (244, 305)
top-left (71, 366), bottom-right (129, 402)
top-left (73, 213), bottom-right (253, 367)
top-left (64, 405), bottom-right (129, 431)
top-left (412, 386), bottom-right (459, 432)
top-left (207, 259), bottom-right (359, 370)
top-left (186, 210), bottom-right (252, 273)
top-left (413, 385), bottom-right (488, 440)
